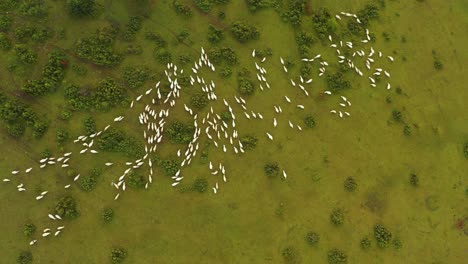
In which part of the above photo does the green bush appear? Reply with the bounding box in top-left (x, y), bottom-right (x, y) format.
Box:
top-left (282, 247), bottom-right (300, 264)
top-left (123, 66), bottom-right (150, 89)
top-left (19, 0), bottom-right (47, 17)
top-left (127, 171), bottom-right (145, 188)
top-left (67, 0), bottom-right (96, 17)
top-left (111, 247), bottom-right (127, 264)
top-left (194, 0), bottom-right (213, 12)
top-left (172, 0), bottom-right (192, 17)
top-left (83, 116), bottom-right (96, 135)
top-left (374, 224), bottom-right (392, 248)
top-left (312, 8), bottom-right (336, 40)
top-left (17, 251), bottom-right (33, 264)
top-left (154, 48), bottom-right (172, 64)
top-left (238, 77), bottom-right (254, 96)
top-left (392, 238), bottom-right (402, 250)
top-left (54, 196), bottom-right (79, 219)
top-left (14, 45), bottom-right (37, 64)
top-left (403, 124), bottom-right (412, 136)
top-left (239, 135), bottom-right (258, 150)
top-left (306, 231), bottom-right (320, 245)
top-left (97, 129), bottom-right (144, 158)
top-left (409, 173), bottom-right (419, 187)
top-left (464, 142), bottom-right (468, 159)
top-left (0, 33), bottom-right (12, 51)
top-left (79, 175), bottom-right (97, 192)
top-left (0, 15), bottom-right (12, 32)
top-left (344, 177), bottom-right (357, 192)
top-left (327, 248), bottom-right (347, 264)
top-left (434, 59), bottom-right (443, 70)
top-left (392, 110), bottom-right (402, 122)
top-left (264, 162), bottom-right (280, 177)
top-left (76, 27), bottom-right (122, 67)
top-left (32, 120), bottom-right (48, 139)
top-left (208, 47), bottom-right (238, 65)
top-left (245, 0), bottom-right (273, 12)
top-left (23, 223), bottom-right (36, 237)
top-left (94, 78), bottom-right (126, 110)
top-left (230, 21), bottom-right (260, 43)
top-left (56, 128), bottom-right (69, 144)
top-left (190, 93), bottom-right (208, 110)
top-left (166, 121), bottom-right (194, 144)
top-left (304, 115), bottom-right (316, 128)
top-left (279, 0), bottom-right (306, 27)
top-left (330, 208), bottom-right (344, 226)
top-left (360, 237), bottom-right (371, 250)
top-left (160, 159), bottom-right (179, 177)
top-left (326, 72), bottom-right (350, 92)
top-left (193, 178), bottom-right (208, 193)
top-left (207, 24), bottom-right (224, 44)
top-left (102, 208), bottom-right (114, 222)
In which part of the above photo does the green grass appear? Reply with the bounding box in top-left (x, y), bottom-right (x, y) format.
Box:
top-left (0, 0), bottom-right (467, 263)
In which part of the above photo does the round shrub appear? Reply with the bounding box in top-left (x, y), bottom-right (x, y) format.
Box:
top-left (330, 208), bottom-right (344, 226)
top-left (193, 178), bottom-right (208, 193)
top-left (23, 223), bottom-right (36, 237)
top-left (327, 248), bottom-right (347, 264)
top-left (360, 237), bottom-right (371, 250)
top-left (344, 177), bottom-right (357, 192)
top-left (282, 247), bottom-right (300, 264)
top-left (304, 115), bottom-right (316, 128)
top-left (17, 251), bottom-right (33, 264)
top-left (264, 162), bottom-right (280, 177)
top-left (374, 224), bottom-right (392, 248)
top-left (190, 93), bottom-right (208, 110)
top-left (305, 232), bottom-right (320, 245)
top-left (102, 208), bottom-right (114, 222)
top-left (111, 247), bottom-right (127, 264)
top-left (409, 173), bottom-right (419, 187)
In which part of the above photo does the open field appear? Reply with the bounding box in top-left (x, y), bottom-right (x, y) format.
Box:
top-left (0, 0), bottom-right (467, 263)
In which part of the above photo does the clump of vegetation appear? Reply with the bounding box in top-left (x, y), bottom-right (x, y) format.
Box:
top-left (94, 78), bottom-right (126, 110)
top-left (208, 47), bottom-right (238, 65)
top-left (0, 15), bottom-right (12, 32)
top-left (79, 175), bottom-right (97, 192)
top-left (172, 0), bottom-right (192, 17)
top-left (123, 65), bottom-right (150, 89)
top-left (111, 247), bottom-right (127, 264)
top-left (160, 159), bottom-right (179, 177)
top-left (14, 45), bottom-right (37, 64)
top-left (239, 135), bottom-right (258, 150)
top-left (83, 116), bottom-right (96, 135)
top-left (330, 208), bottom-right (344, 226)
top-left (76, 27), bottom-right (122, 67)
top-left (392, 110), bottom-right (403, 122)
top-left (97, 128), bottom-right (144, 158)
top-left (207, 24), bottom-right (224, 44)
top-left (102, 208), bottom-right (114, 222)
top-left (360, 237), bottom-right (371, 250)
top-left (127, 171), bottom-right (145, 188)
top-left (312, 8), bottom-right (336, 40)
top-left (279, 0), bottom-right (307, 27)
top-left (67, 0), bottom-right (96, 18)
top-left (190, 93), bottom-right (208, 110)
top-left (166, 121), bottom-right (194, 144)
top-left (0, 33), bottom-right (12, 51)
top-left (193, 178), bottom-right (208, 193)
top-left (154, 48), bottom-right (172, 64)
top-left (282, 246), bottom-right (300, 264)
top-left (237, 77), bottom-right (254, 96)
top-left (304, 115), bottom-right (316, 128)
top-left (374, 224), bottom-right (392, 248)
top-left (19, 1), bottom-right (47, 17)
top-left (403, 124), bottom-right (412, 136)
top-left (409, 173), bottom-right (419, 187)
top-left (463, 142), bottom-right (468, 159)
top-left (327, 248), bottom-right (347, 264)
top-left (230, 21), bottom-right (260, 43)
top-left (56, 128), bottom-right (69, 145)
top-left (264, 162), bottom-right (280, 177)
top-left (306, 231), bottom-right (320, 245)
top-left (21, 49), bottom-right (67, 96)
top-left (327, 72), bottom-right (351, 92)
top-left (245, 0), bottom-right (273, 12)
top-left (433, 59), bottom-right (443, 70)
top-left (344, 177), bottom-right (357, 192)
top-left (23, 223), bottom-right (36, 237)
top-left (392, 238), bottom-right (402, 250)
top-left (17, 251), bottom-right (33, 264)
top-left (123, 16), bottom-right (143, 41)
top-left (54, 196), bottom-right (79, 219)
top-left (357, 3), bottom-right (380, 26)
